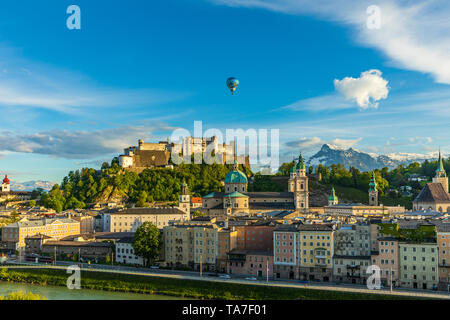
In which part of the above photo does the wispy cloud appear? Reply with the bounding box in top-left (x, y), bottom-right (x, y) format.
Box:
top-left (285, 136), bottom-right (362, 151)
top-left (211, 0), bottom-right (450, 84)
top-left (0, 45), bottom-right (187, 114)
top-left (0, 122), bottom-right (176, 159)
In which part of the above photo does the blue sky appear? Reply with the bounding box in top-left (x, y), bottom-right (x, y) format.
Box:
top-left (0, 0), bottom-right (449, 182)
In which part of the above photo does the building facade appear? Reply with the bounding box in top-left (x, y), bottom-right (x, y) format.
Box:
top-left (298, 224), bottom-right (334, 282)
top-left (2, 217), bottom-right (80, 248)
top-left (104, 207), bottom-right (189, 232)
top-left (371, 237), bottom-right (400, 287)
top-left (399, 242), bottom-right (439, 290)
top-left (115, 237), bottom-right (146, 266)
top-left (437, 224), bottom-right (450, 291)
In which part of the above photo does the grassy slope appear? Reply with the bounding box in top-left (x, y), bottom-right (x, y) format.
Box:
top-left (0, 268), bottom-right (413, 300)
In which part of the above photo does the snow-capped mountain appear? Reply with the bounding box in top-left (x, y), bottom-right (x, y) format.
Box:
top-left (307, 144), bottom-right (439, 171)
top-left (10, 180), bottom-right (56, 192)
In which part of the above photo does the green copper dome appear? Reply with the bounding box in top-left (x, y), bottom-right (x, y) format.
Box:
top-left (225, 168), bottom-right (248, 184)
top-left (328, 187), bottom-right (338, 201)
top-left (296, 154), bottom-right (306, 170)
top-left (290, 165), bottom-right (295, 173)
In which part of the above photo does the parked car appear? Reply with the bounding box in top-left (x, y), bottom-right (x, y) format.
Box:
top-left (150, 265), bottom-right (160, 269)
top-left (245, 276), bottom-right (257, 281)
top-left (298, 280), bottom-right (308, 284)
top-left (208, 273), bottom-right (219, 277)
top-left (219, 274), bottom-right (231, 279)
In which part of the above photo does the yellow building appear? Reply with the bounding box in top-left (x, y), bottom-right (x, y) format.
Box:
top-left (105, 207), bottom-right (189, 232)
top-left (297, 224), bottom-right (334, 282)
top-left (1, 217), bottom-right (80, 248)
top-left (163, 218), bottom-right (220, 271)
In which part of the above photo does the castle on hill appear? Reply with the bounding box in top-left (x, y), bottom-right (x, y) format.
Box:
top-left (118, 137), bottom-right (250, 173)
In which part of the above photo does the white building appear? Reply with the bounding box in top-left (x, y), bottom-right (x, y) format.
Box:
top-left (115, 237), bottom-right (146, 266)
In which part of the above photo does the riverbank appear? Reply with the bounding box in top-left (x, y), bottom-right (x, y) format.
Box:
top-left (0, 267), bottom-right (413, 300)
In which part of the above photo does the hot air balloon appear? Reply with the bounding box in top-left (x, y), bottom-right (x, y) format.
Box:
top-left (226, 77), bottom-right (239, 95)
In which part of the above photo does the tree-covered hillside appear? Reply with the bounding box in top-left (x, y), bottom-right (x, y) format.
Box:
top-left (38, 159), bottom-right (252, 212)
top-left (35, 155), bottom-right (448, 212)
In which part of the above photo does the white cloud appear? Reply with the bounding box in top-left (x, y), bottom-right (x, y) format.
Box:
top-left (0, 122), bottom-right (175, 159)
top-left (286, 137), bottom-right (323, 149)
top-left (212, 0), bottom-right (450, 84)
top-left (285, 136), bottom-right (362, 150)
top-left (281, 94), bottom-right (353, 112)
top-left (334, 70), bottom-right (389, 109)
top-left (329, 137), bottom-right (363, 149)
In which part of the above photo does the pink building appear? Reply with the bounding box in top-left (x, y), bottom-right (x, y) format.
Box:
top-left (227, 249), bottom-right (273, 278)
top-left (273, 224), bottom-right (299, 279)
top-left (371, 237), bottom-right (400, 287)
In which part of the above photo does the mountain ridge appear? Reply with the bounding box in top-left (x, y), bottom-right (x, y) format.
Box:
top-left (307, 144), bottom-right (439, 171)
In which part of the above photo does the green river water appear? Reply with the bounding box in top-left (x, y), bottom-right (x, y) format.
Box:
top-left (0, 281), bottom-right (188, 300)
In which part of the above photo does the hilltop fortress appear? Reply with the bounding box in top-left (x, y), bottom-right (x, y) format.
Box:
top-left (119, 137), bottom-right (250, 173)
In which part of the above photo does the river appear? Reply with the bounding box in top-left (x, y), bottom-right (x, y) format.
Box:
top-left (0, 282), bottom-right (188, 300)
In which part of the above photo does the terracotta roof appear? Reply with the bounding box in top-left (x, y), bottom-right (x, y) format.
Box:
top-left (413, 183), bottom-right (450, 203)
top-left (191, 197), bottom-right (202, 204)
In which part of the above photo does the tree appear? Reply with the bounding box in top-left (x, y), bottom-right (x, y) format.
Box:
top-left (133, 222), bottom-right (161, 267)
top-left (193, 210), bottom-right (205, 217)
top-left (28, 200), bottom-right (36, 207)
top-left (136, 190), bottom-right (149, 207)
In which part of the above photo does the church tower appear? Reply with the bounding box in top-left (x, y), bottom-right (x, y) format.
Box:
top-left (1, 175), bottom-right (10, 193)
top-left (179, 180), bottom-right (191, 214)
top-left (288, 154), bottom-right (309, 211)
top-left (328, 187), bottom-right (338, 206)
top-left (433, 149), bottom-right (448, 193)
top-left (368, 172), bottom-right (378, 206)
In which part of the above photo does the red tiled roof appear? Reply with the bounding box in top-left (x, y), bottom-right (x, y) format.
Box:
top-left (191, 197), bottom-right (202, 204)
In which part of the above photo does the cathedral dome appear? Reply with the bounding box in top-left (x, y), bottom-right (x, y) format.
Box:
top-left (225, 169), bottom-right (248, 184)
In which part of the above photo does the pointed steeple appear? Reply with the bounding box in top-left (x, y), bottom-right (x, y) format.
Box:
top-left (436, 148), bottom-right (446, 177)
top-left (369, 171), bottom-right (377, 191)
top-left (296, 153), bottom-right (306, 170)
top-left (329, 187), bottom-right (337, 201)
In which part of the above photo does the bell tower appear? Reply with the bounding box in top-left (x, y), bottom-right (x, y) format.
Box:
top-left (1, 175), bottom-right (10, 193)
top-left (368, 172), bottom-right (378, 206)
top-left (179, 180), bottom-right (191, 214)
top-left (328, 187), bottom-right (338, 206)
top-left (433, 149), bottom-right (448, 193)
top-left (288, 154), bottom-right (309, 211)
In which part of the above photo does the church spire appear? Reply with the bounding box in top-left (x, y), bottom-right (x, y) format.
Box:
top-left (436, 148), bottom-right (446, 177)
top-left (369, 171), bottom-right (377, 192)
